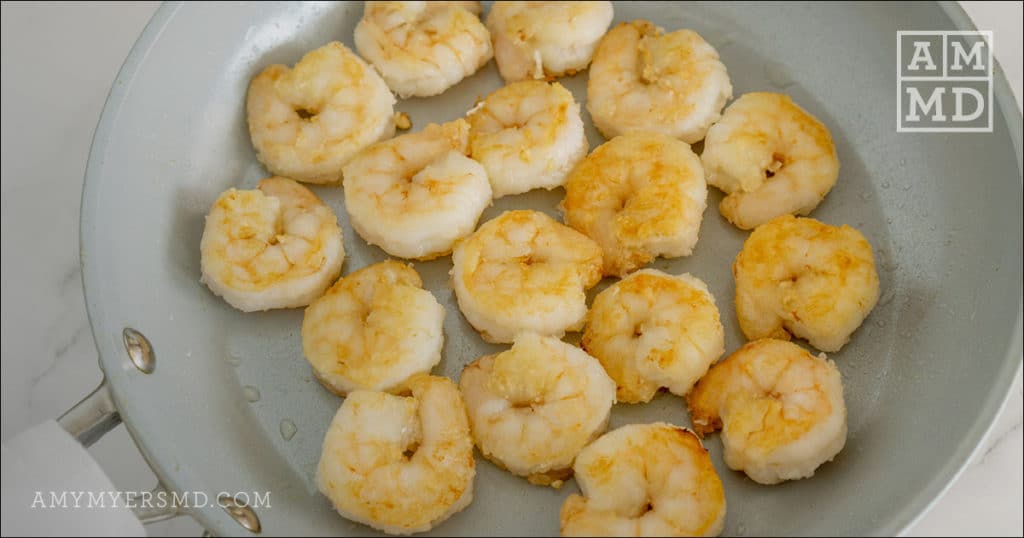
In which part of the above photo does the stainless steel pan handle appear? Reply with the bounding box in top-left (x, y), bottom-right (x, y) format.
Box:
top-left (48, 327), bottom-right (261, 533)
top-left (57, 379), bottom-right (120, 448)
top-left (56, 378), bottom-right (185, 525)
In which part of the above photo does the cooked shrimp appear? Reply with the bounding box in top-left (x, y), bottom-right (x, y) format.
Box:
top-left (587, 20), bottom-right (732, 143)
top-left (451, 210), bottom-right (602, 344)
top-left (355, 1), bottom-right (492, 98)
top-left (582, 269), bottom-right (724, 404)
top-left (200, 177), bottom-right (344, 312)
top-left (561, 133), bottom-right (708, 277)
top-left (486, 1), bottom-right (614, 82)
top-left (687, 339), bottom-right (847, 485)
top-left (343, 119), bottom-right (492, 260)
top-left (459, 333), bottom-right (615, 487)
top-left (702, 93), bottom-right (839, 230)
top-left (246, 42), bottom-right (395, 184)
top-left (467, 80), bottom-right (587, 198)
top-left (560, 423), bottom-right (726, 537)
top-left (302, 261), bottom-right (444, 395)
top-left (733, 215), bottom-right (879, 352)
top-left (317, 375), bottom-right (475, 535)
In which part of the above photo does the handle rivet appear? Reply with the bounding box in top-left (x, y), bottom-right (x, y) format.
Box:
top-left (123, 328), bottom-right (155, 374)
top-left (218, 494), bottom-right (262, 533)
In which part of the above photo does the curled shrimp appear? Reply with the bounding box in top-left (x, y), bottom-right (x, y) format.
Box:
top-left (450, 209), bottom-right (603, 344)
top-left (246, 42), bottom-right (395, 184)
top-left (317, 375), bottom-right (475, 535)
top-left (702, 92), bottom-right (840, 230)
top-left (733, 215), bottom-right (880, 352)
top-left (466, 80), bottom-right (588, 198)
top-left (582, 269), bottom-right (724, 404)
top-left (200, 177), bottom-right (344, 312)
top-left (686, 338), bottom-right (847, 485)
top-left (560, 423), bottom-right (726, 537)
top-left (486, 1), bottom-right (614, 82)
top-left (561, 133), bottom-right (708, 277)
top-left (587, 20), bottom-right (732, 143)
top-left (302, 261), bottom-right (444, 396)
top-left (355, 1), bottom-right (492, 98)
top-left (458, 332), bottom-right (615, 487)
top-left (343, 119), bottom-right (492, 260)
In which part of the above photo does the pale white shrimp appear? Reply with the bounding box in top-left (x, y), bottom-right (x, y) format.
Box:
top-left (302, 261), bottom-right (444, 396)
top-left (687, 338), bottom-right (847, 485)
top-left (317, 375), bottom-right (475, 535)
top-left (582, 269), bottom-right (724, 404)
top-left (561, 133), bottom-right (708, 277)
top-left (343, 119), bottom-right (492, 260)
top-left (458, 333), bottom-right (615, 487)
top-left (733, 215), bottom-right (880, 352)
top-left (355, 1), bottom-right (493, 98)
top-left (560, 423), bottom-right (726, 537)
top-left (466, 80), bottom-right (587, 198)
top-left (486, 1), bottom-right (614, 82)
top-left (587, 20), bottom-right (732, 143)
top-left (702, 92), bottom-right (840, 230)
top-left (200, 177), bottom-right (344, 312)
top-left (450, 210), bottom-right (603, 344)
top-left (246, 42), bottom-right (395, 184)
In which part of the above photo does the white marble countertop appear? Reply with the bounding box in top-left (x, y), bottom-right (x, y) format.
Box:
top-left (1, 2), bottom-right (1021, 536)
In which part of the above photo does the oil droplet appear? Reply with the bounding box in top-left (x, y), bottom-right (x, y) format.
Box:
top-left (280, 419), bottom-right (297, 441)
top-left (902, 184), bottom-right (911, 191)
top-left (899, 158), bottom-right (907, 166)
top-left (713, 33), bottom-right (734, 49)
top-left (243, 385), bottom-right (261, 402)
top-left (227, 353), bottom-right (241, 366)
top-left (878, 286), bottom-right (897, 306)
top-left (764, 61), bottom-right (795, 88)
top-left (881, 180), bottom-right (891, 189)
top-left (736, 524), bottom-right (747, 536)
top-left (897, 202), bottom-right (906, 209)
top-left (859, 192), bottom-right (872, 201)
top-left (875, 319), bottom-right (886, 328)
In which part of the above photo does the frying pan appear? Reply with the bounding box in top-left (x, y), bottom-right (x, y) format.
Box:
top-left (69, 1), bottom-right (1022, 536)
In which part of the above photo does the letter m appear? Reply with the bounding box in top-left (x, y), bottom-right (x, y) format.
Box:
top-left (905, 86), bottom-right (946, 122)
top-left (950, 40), bottom-right (986, 72)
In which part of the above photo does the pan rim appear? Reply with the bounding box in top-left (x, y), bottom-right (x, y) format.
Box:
top-left (76, 1), bottom-right (1023, 535)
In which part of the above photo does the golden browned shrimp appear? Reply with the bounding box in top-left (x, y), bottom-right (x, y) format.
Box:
top-left (200, 177), bottom-right (344, 311)
top-left (317, 375), bottom-right (475, 534)
top-left (582, 269), bottom-right (724, 403)
top-left (486, 1), bottom-right (614, 82)
top-left (450, 210), bottom-right (603, 343)
top-left (355, 1), bottom-right (492, 98)
top-left (246, 42), bottom-right (395, 184)
top-left (733, 215), bottom-right (880, 352)
top-left (560, 423), bottom-right (726, 537)
top-left (587, 20), bottom-right (732, 143)
top-left (687, 338), bottom-right (847, 485)
top-left (458, 333), bottom-right (615, 487)
top-left (561, 133), bottom-right (707, 277)
top-left (702, 93), bottom-right (839, 229)
top-left (302, 261), bottom-right (444, 396)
